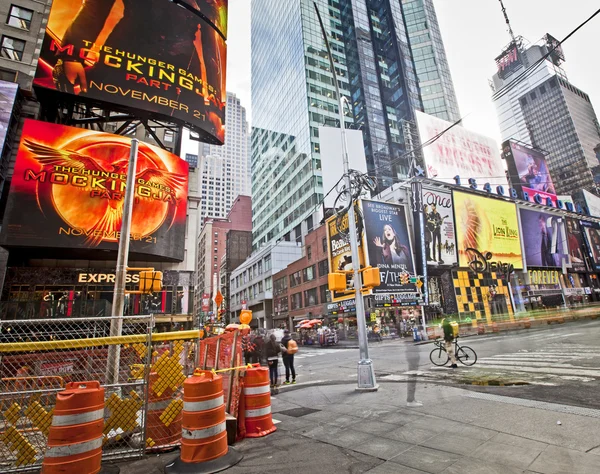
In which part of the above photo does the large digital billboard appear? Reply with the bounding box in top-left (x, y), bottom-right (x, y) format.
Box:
top-left (453, 192), bottom-right (523, 270)
top-left (33, 0), bottom-right (227, 144)
top-left (0, 120), bottom-right (189, 261)
top-left (415, 111), bottom-right (508, 189)
top-left (423, 188), bottom-right (457, 266)
top-left (0, 80), bottom-right (18, 157)
top-left (518, 208), bottom-right (567, 268)
top-left (360, 200), bottom-right (417, 295)
top-left (566, 218), bottom-right (587, 273)
top-left (502, 140), bottom-right (556, 196)
top-left (580, 221), bottom-right (600, 271)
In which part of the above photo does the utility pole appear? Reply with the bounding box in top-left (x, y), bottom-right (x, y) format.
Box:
top-left (314, 3), bottom-right (377, 391)
top-left (107, 138), bottom-right (139, 385)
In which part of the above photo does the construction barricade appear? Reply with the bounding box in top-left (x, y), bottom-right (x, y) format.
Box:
top-left (242, 365), bottom-right (276, 438)
top-left (41, 381), bottom-right (105, 474)
top-left (164, 369), bottom-right (242, 474)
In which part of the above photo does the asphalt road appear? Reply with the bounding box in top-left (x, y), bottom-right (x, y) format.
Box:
top-left (281, 318), bottom-right (600, 409)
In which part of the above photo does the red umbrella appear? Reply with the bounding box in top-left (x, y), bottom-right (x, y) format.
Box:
top-left (299, 323), bottom-right (312, 329)
top-left (309, 319), bottom-right (322, 325)
top-left (298, 319), bottom-right (310, 324)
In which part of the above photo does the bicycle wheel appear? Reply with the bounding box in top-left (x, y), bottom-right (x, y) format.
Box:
top-left (430, 346), bottom-right (449, 366)
top-left (456, 346), bottom-right (477, 366)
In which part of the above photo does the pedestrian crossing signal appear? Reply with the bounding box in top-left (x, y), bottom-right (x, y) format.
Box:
top-left (328, 272), bottom-right (347, 292)
top-left (362, 267), bottom-right (381, 289)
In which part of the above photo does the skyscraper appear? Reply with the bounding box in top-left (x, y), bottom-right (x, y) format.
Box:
top-left (200, 92), bottom-right (251, 220)
top-left (251, 0), bottom-right (460, 248)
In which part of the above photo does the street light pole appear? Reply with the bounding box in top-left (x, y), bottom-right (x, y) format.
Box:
top-left (314, 3), bottom-right (377, 391)
top-left (106, 138), bottom-right (139, 385)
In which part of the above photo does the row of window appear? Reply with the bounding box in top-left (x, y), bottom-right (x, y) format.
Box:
top-left (285, 284), bottom-right (332, 310)
top-left (1, 5), bottom-right (35, 61)
top-left (232, 255), bottom-right (272, 289)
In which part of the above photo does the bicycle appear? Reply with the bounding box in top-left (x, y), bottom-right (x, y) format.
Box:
top-left (429, 336), bottom-right (477, 366)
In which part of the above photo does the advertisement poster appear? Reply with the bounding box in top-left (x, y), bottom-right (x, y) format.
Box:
top-left (423, 188), bottom-right (457, 266)
top-left (360, 200), bottom-right (417, 294)
top-left (415, 110), bottom-right (508, 189)
top-left (566, 218), bottom-right (587, 273)
top-left (581, 221), bottom-right (600, 271)
top-left (0, 120), bottom-right (189, 261)
top-left (581, 190), bottom-right (600, 218)
top-left (453, 192), bottom-right (523, 269)
top-left (34, 0), bottom-right (227, 144)
top-left (504, 141), bottom-right (556, 195)
top-left (0, 80), bottom-right (18, 156)
top-left (325, 209), bottom-right (367, 302)
top-left (518, 208), bottom-right (567, 268)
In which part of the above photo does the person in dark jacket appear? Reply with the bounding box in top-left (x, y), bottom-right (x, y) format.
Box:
top-left (280, 330), bottom-right (296, 384)
top-left (442, 318), bottom-right (457, 368)
top-left (265, 334), bottom-right (281, 388)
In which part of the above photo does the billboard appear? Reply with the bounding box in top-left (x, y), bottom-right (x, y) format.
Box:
top-left (502, 141), bottom-right (556, 196)
top-left (518, 208), bottom-right (567, 268)
top-left (581, 189), bottom-right (600, 218)
top-left (175, 0), bottom-right (228, 37)
top-left (580, 221), bottom-right (600, 271)
top-left (566, 218), bottom-right (587, 273)
top-left (33, 0), bottom-right (227, 144)
top-left (0, 81), bottom-right (18, 157)
top-left (415, 111), bottom-right (508, 189)
top-left (0, 120), bottom-right (189, 261)
top-left (360, 200), bottom-right (417, 294)
top-left (422, 188), bottom-right (457, 266)
top-left (453, 192), bottom-right (523, 270)
top-left (325, 208), bottom-right (367, 303)
top-left (495, 42), bottom-right (522, 79)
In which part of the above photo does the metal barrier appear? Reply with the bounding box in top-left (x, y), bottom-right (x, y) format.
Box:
top-left (0, 317), bottom-right (201, 472)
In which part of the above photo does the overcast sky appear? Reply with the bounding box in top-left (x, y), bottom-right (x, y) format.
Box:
top-left (223, 0), bottom-right (599, 143)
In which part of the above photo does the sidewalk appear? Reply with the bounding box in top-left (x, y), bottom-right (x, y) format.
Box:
top-left (117, 381), bottom-right (600, 474)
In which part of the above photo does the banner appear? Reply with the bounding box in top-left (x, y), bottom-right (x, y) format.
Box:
top-left (34, 0), bottom-right (227, 144)
top-left (325, 209), bottom-right (367, 303)
top-left (453, 192), bottom-right (523, 270)
top-left (565, 218), bottom-right (587, 272)
top-left (415, 110), bottom-right (508, 189)
top-left (0, 120), bottom-right (189, 261)
top-left (518, 208), bottom-right (567, 268)
top-left (360, 200), bottom-right (417, 294)
top-left (423, 188), bottom-right (457, 266)
top-left (580, 221), bottom-right (600, 271)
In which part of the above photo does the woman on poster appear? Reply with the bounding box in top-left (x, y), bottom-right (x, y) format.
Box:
top-left (372, 224), bottom-right (411, 266)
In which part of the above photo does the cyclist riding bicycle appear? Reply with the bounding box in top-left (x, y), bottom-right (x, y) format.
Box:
top-left (441, 318), bottom-right (458, 368)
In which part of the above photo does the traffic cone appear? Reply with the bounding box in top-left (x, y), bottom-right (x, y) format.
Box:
top-left (42, 381), bottom-right (105, 474)
top-left (243, 366), bottom-right (276, 438)
top-left (164, 370), bottom-right (242, 474)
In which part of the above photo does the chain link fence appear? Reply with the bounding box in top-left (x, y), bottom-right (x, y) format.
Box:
top-left (0, 316), bottom-right (201, 472)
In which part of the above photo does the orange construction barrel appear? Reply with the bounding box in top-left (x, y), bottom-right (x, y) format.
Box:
top-left (146, 372), bottom-right (182, 452)
top-left (243, 366), bottom-right (276, 438)
top-left (42, 381), bottom-right (105, 474)
top-left (164, 370), bottom-right (242, 474)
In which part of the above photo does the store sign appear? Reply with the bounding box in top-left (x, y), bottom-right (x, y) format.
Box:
top-left (466, 249), bottom-right (514, 277)
top-left (78, 272), bottom-right (140, 284)
top-left (326, 299), bottom-right (356, 314)
top-left (528, 270), bottom-right (560, 285)
top-left (373, 293), bottom-right (422, 307)
top-left (564, 287), bottom-right (585, 296)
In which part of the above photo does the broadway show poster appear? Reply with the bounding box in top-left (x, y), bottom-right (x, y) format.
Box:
top-left (0, 120), bottom-right (189, 261)
top-left (325, 210), bottom-right (367, 303)
top-left (360, 200), bottom-right (417, 294)
top-left (518, 208), bottom-right (567, 268)
top-left (453, 192), bottom-right (523, 269)
top-left (423, 188), bottom-right (457, 266)
top-left (580, 221), bottom-right (600, 271)
top-left (34, 0), bottom-right (227, 144)
top-left (566, 218), bottom-right (587, 273)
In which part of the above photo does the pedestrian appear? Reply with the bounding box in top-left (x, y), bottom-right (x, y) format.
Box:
top-left (280, 329), bottom-right (297, 384)
top-left (265, 333), bottom-right (281, 390)
top-left (442, 318), bottom-right (458, 368)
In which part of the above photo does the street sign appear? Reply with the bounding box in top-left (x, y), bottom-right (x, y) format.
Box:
top-left (415, 279), bottom-right (423, 289)
top-left (215, 290), bottom-right (223, 307)
top-left (241, 300), bottom-right (247, 310)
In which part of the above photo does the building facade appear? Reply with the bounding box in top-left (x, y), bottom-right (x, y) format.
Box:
top-left (199, 92), bottom-right (251, 221)
top-left (250, 0), bottom-right (460, 248)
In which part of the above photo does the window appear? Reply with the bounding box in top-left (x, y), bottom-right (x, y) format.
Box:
top-left (307, 245), bottom-right (312, 260)
top-left (318, 259), bottom-right (329, 277)
top-left (303, 265), bottom-right (315, 282)
top-left (7, 5), bottom-right (33, 30)
top-left (1, 35), bottom-right (25, 61)
top-left (322, 237), bottom-right (327, 253)
top-left (303, 288), bottom-right (318, 306)
top-left (290, 270), bottom-right (302, 287)
top-left (291, 292), bottom-right (302, 310)
top-left (319, 284), bottom-right (331, 304)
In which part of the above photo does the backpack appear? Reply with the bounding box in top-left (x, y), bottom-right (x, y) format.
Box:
top-left (287, 339), bottom-right (299, 354)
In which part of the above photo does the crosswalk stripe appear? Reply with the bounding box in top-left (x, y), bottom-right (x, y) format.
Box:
top-left (477, 360), bottom-right (588, 368)
top-left (470, 364), bottom-right (600, 378)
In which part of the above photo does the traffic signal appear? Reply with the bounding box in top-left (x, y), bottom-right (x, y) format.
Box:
top-left (139, 271), bottom-right (163, 294)
top-left (362, 267), bottom-right (381, 288)
top-left (328, 272), bottom-right (347, 292)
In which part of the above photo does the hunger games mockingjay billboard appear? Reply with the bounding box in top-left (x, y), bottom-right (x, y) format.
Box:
top-left (0, 120), bottom-right (189, 261)
top-left (33, 0), bottom-right (228, 144)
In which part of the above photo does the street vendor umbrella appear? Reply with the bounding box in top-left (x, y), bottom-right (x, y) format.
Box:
top-left (299, 323), bottom-right (312, 329)
top-left (309, 319), bottom-right (322, 325)
top-left (298, 319), bottom-right (310, 324)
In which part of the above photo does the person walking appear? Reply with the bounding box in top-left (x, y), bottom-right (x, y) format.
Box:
top-left (442, 318), bottom-right (458, 368)
top-left (280, 330), bottom-right (297, 384)
top-left (265, 333), bottom-right (282, 390)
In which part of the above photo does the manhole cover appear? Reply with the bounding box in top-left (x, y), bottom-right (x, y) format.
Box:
top-left (277, 407), bottom-right (321, 418)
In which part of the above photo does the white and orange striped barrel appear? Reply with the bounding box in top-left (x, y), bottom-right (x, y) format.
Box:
top-left (243, 366), bottom-right (276, 438)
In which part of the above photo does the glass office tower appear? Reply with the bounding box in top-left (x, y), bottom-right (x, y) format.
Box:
top-left (251, 0), bottom-right (459, 248)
